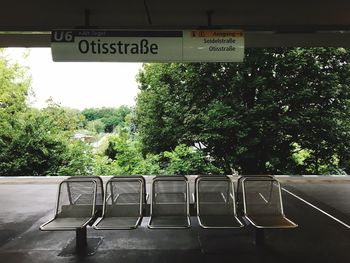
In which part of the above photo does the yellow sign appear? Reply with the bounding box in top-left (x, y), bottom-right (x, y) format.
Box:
top-left (190, 31), bottom-right (244, 38)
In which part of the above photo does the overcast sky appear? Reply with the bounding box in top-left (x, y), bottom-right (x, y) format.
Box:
top-left (5, 48), bottom-right (142, 110)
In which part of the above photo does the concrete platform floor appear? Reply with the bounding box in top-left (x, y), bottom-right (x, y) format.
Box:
top-left (0, 176), bottom-right (349, 263)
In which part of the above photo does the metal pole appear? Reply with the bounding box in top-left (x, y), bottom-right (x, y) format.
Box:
top-left (254, 228), bottom-right (265, 246)
top-left (76, 228), bottom-right (87, 253)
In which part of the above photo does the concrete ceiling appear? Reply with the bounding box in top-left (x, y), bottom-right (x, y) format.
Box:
top-left (1, 0), bottom-right (350, 47)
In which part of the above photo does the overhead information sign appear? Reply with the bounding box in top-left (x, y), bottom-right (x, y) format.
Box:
top-left (51, 30), bottom-right (244, 62)
top-left (183, 31), bottom-right (244, 62)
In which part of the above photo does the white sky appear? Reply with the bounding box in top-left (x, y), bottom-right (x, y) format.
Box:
top-left (5, 48), bottom-right (142, 109)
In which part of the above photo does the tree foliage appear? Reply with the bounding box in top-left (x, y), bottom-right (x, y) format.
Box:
top-left (136, 48), bottom-right (350, 175)
top-left (0, 51), bottom-right (93, 176)
top-left (163, 144), bottom-right (222, 175)
top-left (3, 48), bottom-right (350, 176)
top-left (101, 131), bottom-right (217, 175)
top-left (82, 106), bottom-right (131, 133)
top-left (0, 50), bottom-right (31, 114)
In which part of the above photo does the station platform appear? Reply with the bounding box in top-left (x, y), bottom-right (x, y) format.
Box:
top-left (0, 176), bottom-right (349, 263)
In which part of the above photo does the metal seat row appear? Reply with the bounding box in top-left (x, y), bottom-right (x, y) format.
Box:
top-left (40, 175), bottom-right (297, 232)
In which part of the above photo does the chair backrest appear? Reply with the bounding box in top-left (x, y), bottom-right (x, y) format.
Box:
top-left (104, 177), bottom-right (144, 217)
top-left (236, 175), bottom-right (275, 207)
top-left (195, 175), bottom-right (236, 216)
top-left (67, 176), bottom-right (104, 207)
top-left (55, 179), bottom-right (97, 218)
top-left (242, 177), bottom-right (284, 217)
top-left (112, 176), bottom-right (147, 204)
top-left (151, 176), bottom-right (189, 217)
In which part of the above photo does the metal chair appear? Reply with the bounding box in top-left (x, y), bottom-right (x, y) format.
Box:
top-left (195, 176), bottom-right (243, 228)
top-left (241, 177), bottom-right (297, 228)
top-left (148, 176), bottom-right (190, 229)
top-left (93, 176), bottom-right (146, 230)
top-left (40, 178), bottom-right (97, 231)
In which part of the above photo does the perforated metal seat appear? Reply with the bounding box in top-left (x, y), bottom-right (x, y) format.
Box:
top-left (148, 176), bottom-right (190, 229)
top-left (42, 217), bottom-right (92, 229)
top-left (242, 177), bottom-right (297, 228)
top-left (195, 176), bottom-right (243, 228)
top-left (40, 178), bottom-right (97, 231)
top-left (93, 176), bottom-right (146, 230)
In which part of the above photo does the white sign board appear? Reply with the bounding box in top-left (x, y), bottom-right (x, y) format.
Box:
top-left (183, 31), bottom-right (244, 62)
top-left (51, 30), bottom-right (244, 62)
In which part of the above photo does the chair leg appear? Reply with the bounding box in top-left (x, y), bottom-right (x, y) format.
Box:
top-left (76, 228), bottom-right (87, 253)
top-left (254, 228), bottom-right (265, 246)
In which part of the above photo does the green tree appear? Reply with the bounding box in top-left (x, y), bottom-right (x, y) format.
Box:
top-left (92, 155), bottom-right (115, 175)
top-left (0, 105), bottom-right (93, 176)
top-left (86, 119), bottom-right (105, 133)
top-left (81, 106), bottom-right (131, 133)
top-left (0, 51), bottom-right (94, 176)
top-left (163, 144), bottom-right (222, 175)
top-left (58, 139), bottom-right (94, 176)
top-left (136, 48), bottom-right (350, 175)
top-left (133, 153), bottom-right (162, 175)
top-left (0, 49), bottom-right (31, 114)
top-left (136, 64), bottom-right (187, 154)
top-left (103, 135), bottom-right (218, 175)
top-left (105, 130), bottom-right (143, 175)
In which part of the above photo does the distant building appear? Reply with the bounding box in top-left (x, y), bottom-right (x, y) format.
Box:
top-left (73, 131), bottom-right (95, 143)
